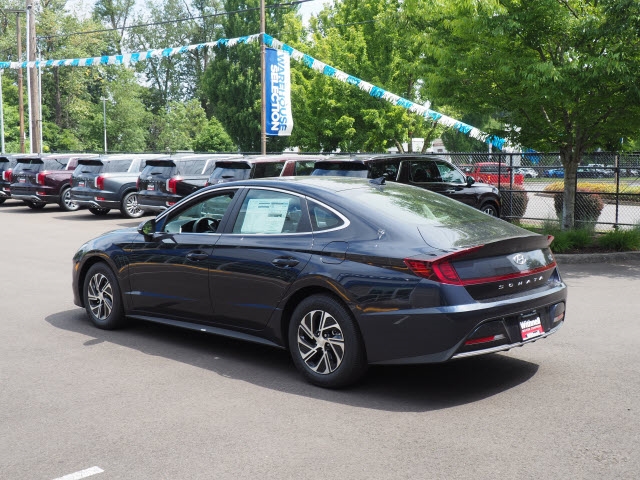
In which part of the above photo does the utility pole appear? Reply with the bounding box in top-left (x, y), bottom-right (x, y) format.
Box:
top-left (100, 97), bottom-right (107, 153)
top-left (260, 0), bottom-right (266, 155)
top-left (0, 70), bottom-right (4, 154)
top-left (26, 0), bottom-right (41, 153)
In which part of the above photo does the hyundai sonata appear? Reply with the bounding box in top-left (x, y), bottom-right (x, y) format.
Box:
top-left (72, 177), bottom-right (567, 388)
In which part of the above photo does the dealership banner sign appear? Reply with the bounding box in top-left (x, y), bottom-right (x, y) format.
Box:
top-left (265, 48), bottom-right (293, 136)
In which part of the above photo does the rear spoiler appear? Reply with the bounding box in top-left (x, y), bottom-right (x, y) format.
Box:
top-left (314, 161), bottom-right (368, 171)
top-left (78, 159), bottom-right (104, 166)
top-left (215, 161), bottom-right (252, 169)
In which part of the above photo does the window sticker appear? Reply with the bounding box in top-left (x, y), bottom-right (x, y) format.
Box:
top-left (241, 198), bottom-right (291, 234)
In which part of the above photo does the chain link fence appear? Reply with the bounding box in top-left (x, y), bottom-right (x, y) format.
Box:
top-left (440, 152), bottom-right (640, 230)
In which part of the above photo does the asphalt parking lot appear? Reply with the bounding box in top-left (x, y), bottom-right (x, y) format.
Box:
top-left (1, 199), bottom-right (639, 480)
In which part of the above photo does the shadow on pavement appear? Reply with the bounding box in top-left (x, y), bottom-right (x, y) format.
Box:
top-left (47, 308), bottom-right (540, 413)
top-left (560, 261), bottom-right (640, 281)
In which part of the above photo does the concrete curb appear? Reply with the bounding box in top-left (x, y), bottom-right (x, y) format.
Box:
top-left (555, 250), bottom-right (640, 264)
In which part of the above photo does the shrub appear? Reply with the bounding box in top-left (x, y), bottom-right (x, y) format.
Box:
top-left (554, 192), bottom-right (604, 225)
top-left (499, 185), bottom-right (529, 221)
top-left (597, 229), bottom-right (640, 251)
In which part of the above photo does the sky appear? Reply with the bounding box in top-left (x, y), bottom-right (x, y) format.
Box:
top-left (65, 0), bottom-right (329, 26)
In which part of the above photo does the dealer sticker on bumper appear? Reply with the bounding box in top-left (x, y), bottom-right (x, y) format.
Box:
top-left (520, 316), bottom-right (544, 340)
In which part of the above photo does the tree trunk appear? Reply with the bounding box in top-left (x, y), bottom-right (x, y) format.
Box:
top-left (394, 139), bottom-right (404, 153)
top-left (560, 145), bottom-right (583, 229)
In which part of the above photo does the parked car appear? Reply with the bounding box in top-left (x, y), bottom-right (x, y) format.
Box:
top-left (0, 155), bottom-right (18, 204)
top-left (72, 177), bottom-right (567, 388)
top-left (311, 155), bottom-right (503, 216)
top-left (206, 155), bottom-right (323, 185)
top-left (9, 154), bottom-right (98, 210)
top-left (515, 167), bottom-right (538, 178)
top-left (463, 162), bottom-right (525, 185)
top-left (543, 168), bottom-right (564, 178)
top-left (70, 154), bottom-right (162, 218)
top-left (137, 154), bottom-right (241, 213)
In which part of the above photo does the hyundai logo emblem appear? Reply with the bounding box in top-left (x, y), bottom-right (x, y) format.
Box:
top-left (513, 254), bottom-right (526, 265)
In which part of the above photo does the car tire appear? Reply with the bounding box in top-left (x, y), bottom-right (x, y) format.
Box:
top-left (89, 207), bottom-right (111, 216)
top-left (59, 187), bottom-right (80, 211)
top-left (288, 294), bottom-right (367, 388)
top-left (480, 203), bottom-right (499, 216)
top-left (120, 191), bottom-right (144, 218)
top-left (83, 263), bottom-right (125, 330)
top-left (24, 200), bottom-right (46, 210)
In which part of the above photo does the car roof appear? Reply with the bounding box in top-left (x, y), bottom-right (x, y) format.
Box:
top-left (241, 154), bottom-right (328, 163)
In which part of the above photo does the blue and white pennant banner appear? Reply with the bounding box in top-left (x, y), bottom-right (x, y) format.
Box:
top-left (0, 30), bottom-right (508, 149)
top-left (0, 34), bottom-right (260, 70)
top-left (264, 34), bottom-right (508, 150)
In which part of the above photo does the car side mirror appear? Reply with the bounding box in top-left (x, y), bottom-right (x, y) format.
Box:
top-left (138, 218), bottom-right (156, 238)
top-left (466, 176), bottom-right (475, 186)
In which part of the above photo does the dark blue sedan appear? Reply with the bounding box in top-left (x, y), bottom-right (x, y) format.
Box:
top-left (72, 177), bottom-right (567, 387)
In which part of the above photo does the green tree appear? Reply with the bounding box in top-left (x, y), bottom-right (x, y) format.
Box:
top-left (201, 0), bottom-right (302, 152)
top-left (155, 99), bottom-right (208, 151)
top-left (193, 116), bottom-right (236, 151)
top-left (416, 0), bottom-right (640, 228)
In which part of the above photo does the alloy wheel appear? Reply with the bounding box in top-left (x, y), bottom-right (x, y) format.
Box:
top-left (87, 272), bottom-right (113, 321)
top-left (296, 310), bottom-right (345, 374)
top-left (124, 193), bottom-right (143, 218)
top-left (62, 189), bottom-right (79, 211)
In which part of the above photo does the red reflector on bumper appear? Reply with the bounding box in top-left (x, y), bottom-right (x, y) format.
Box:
top-left (464, 334), bottom-right (506, 346)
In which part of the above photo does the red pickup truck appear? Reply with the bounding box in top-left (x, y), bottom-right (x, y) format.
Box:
top-left (461, 162), bottom-right (524, 186)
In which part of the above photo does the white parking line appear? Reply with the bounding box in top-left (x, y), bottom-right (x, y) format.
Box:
top-left (51, 466), bottom-right (104, 480)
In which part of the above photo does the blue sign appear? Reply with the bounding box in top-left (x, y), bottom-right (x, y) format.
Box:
top-left (265, 48), bottom-right (293, 136)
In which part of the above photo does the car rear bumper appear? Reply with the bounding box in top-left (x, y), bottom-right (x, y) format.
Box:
top-left (357, 283), bottom-right (567, 364)
top-left (11, 193), bottom-right (58, 204)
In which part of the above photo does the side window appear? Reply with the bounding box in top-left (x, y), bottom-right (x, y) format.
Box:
top-left (253, 162), bottom-right (285, 178)
top-left (308, 201), bottom-right (345, 231)
top-left (232, 189), bottom-right (309, 234)
top-left (294, 160), bottom-right (316, 176)
top-left (177, 159), bottom-right (207, 175)
top-left (369, 160), bottom-right (400, 181)
top-left (436, 161), bottom-right (466, 183)
top-left (410, 162), bottom-right (441, 182)
top-left (163, 190), bottom-right (236, 234)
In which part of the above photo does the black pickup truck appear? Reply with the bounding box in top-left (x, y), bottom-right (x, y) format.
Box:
top-left (70, 154), bottom-right (164, 218)
top-left (137, 154), bottom-right (241, 213)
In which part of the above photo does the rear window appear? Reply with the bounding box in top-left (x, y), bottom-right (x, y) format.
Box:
top-left (350, 185), bottom-right (527, 249)
top-left (312, 162), bottom-right (368, 178)
top-left (73, 162), bottom-right (102, 176)
top-left (253, 161), bottom-right (285, 178)
top-left (210, 162), bottom-right (252, 181)
top-left (13, 160), bottom-right (43, 173)
top-left (141, 162), bottom-right (175, 177)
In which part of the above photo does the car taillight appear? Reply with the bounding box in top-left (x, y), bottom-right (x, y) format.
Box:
top-left (95, 175), bottom-right (106, 190)
top-left (36, 171), bottom-right (48, 185)
top-left (404, 246), bottom-right (484, 285)
top-left (166, 177), bottom-right (182, 194)
top-left (2, 169), bottom-right (11, 181)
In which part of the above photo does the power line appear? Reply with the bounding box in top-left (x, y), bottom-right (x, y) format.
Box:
top-left (38, 0), bottom-right (316, 40)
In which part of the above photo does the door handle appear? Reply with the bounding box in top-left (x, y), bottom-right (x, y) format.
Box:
top-left (186, 251), bottom-right (209, 261)
top-left (272, 257), bottom-right (299, 268)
